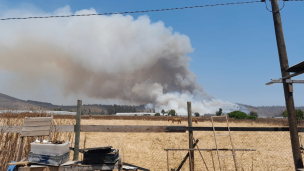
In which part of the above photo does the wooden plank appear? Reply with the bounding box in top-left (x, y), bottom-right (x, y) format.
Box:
top-left (9, 161), bottom-right (33, 165)
top-left (18, 164), bottom-right (119, 171)
top-left (3, 125), bottom-right (304, 133)
top-left (21, 130), bottom-right (50, 137)
top-left (0, 126), bottom-right (22, 133)
top-left (80, 125), bottom-right (169, 132)
top-left (22, 126), bottom-right (52, 132)
top-left (51, 125), bottom-right (74, 132)
top-left (187, 127), bottom-right (293, 132)
top-left (24, 117), bottom-right (53, 122)
top-left (23, 121), bottom-right (52, 127)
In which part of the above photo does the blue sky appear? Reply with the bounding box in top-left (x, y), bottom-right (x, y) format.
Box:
top-left (0, 0), bottom-right (303, 106)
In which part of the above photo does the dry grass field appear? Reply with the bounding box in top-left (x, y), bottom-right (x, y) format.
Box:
top-left (1, 113), bottom-right (304, 171)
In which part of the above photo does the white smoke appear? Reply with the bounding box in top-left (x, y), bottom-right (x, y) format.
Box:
top-left (0, 6), bottom-right (239, 115)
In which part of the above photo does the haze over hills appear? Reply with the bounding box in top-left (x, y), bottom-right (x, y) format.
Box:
top-left (0, 93), bottom-right (303, 117)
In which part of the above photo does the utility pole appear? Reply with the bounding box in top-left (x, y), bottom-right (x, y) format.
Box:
top-left (270, 0), bottom-right (303, 169)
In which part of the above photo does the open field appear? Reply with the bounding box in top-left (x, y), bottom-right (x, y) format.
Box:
top-left (1, 113), bottom-right (304, 170)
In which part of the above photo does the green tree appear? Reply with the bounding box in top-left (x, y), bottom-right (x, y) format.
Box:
top-left (281, 110), bottom-right (288, 118)
top-left (194, 112), bottom-right (200, 117)
top-left (228, 111), bottom-right (247, 120)
top-left (296, 109), bottom-right (304, 121)
top-left (155, 113), bottom-right (160, 116)
top-left (161, 109), bottom-right (166, 116)
top-left (168, 109), bottom-right (176, 116)
top-left (216, 108), bottom-right (222, 116)
top-left (249, 111), bottom-right (258, 118)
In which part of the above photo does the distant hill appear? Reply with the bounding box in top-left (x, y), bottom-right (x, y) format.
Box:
top-left (0, 93), bottom-right (43, 110)
top-left (0, 93), bottom-right (152, 115)
top-left (237, 103), bottom-right (304, 118)
top-left (0, 93), bottom-right (303, 117)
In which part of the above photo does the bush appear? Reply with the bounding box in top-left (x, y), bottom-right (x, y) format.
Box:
top-left (249, 111), bottom-right (258, 118)
top-left (245, 115), bottom-right (258, 120)
top-left (281, 110), bottom-right (287, 118)
top-left (194, 112), bottom-right (200, 117)
top-left (228, 111), bottom-right (247, 120)
top-left (155, 113), bottom-right (160, 116)
top-left (281, 109), bottom-right (304, 120)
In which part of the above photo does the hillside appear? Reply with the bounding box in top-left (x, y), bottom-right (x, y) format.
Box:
top-left (0, 93), bottom-right (152, 115)
top-left (0, 93), bottom-right (302, 117)
top-left (237, 103), bottom-right (304, 118)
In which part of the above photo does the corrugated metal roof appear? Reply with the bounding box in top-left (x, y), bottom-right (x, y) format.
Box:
top-left (286, 60), bottom-right (304, 72)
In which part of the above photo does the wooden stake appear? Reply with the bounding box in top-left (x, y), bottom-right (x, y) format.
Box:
top-left (16, 136), bottom-right (24, 162)
top-left (73, 100), bottom-right (82, 161)
top-left (187, 101), bottom-right (194, 171)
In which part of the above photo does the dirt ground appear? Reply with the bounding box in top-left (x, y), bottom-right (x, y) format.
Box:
top-left (55, 118), bottom-right (302, 171)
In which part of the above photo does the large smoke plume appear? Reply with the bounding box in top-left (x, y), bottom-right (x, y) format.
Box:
top-left (0, 6), bottom-right (238, 115)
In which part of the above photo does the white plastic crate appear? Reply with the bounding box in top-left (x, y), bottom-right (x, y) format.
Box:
top-left (30, 142), bottom-right (70, 156)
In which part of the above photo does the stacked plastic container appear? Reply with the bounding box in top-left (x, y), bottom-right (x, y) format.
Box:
top-left (28, 142), bottom-right (70, 166)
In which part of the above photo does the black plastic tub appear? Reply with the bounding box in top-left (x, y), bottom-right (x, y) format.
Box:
top-left (82, 149), bottom-right (119, 164)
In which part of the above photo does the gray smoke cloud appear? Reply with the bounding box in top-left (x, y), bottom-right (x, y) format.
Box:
top-left (0, 6), bottom-right (238, 115)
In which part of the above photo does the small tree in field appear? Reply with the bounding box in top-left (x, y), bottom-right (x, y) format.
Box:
top-left (194, 112), bottom-right (200, 117)
top-left (296, 109), bottom-right (304, 121)
top-left (216, 108), bottom-right (222, 116)
top-left (282, 110), bottom-right (288, 118)
top-left (168, 109), bottom-right (176, 116)
top-left (161, 109), bottom-right (166, 116)
top-left (155, 113), bottom-right (160, 116)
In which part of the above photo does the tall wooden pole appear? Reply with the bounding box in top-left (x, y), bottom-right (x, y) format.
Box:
top-left (73, 100), bottom-right (82, 161)
top-left (187, 101), bottom-right (194, 171)
top-left (270, 0), bottom-right (303, 169)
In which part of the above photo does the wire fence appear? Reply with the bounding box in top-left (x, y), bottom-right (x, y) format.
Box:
top-left (1, 114), bottom-right (304, 171)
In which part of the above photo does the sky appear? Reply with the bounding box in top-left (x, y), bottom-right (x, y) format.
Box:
top-left (0, 0), bottom-right (303, 107)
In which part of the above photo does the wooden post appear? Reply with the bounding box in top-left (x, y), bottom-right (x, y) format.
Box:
top-left (270, 0), bottom-right (303, 169)
top-left (187, 101), bottom-right (194, 171)
top-left (16, 136), bottom-right (24, 161)
top-left (73, 100), bottom-right (82, 161)
top-left (118, 155), bottom-right (123, 171)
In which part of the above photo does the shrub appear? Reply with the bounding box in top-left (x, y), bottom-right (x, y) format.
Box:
top-left (245, 115), bottom-right (258, 120)
top-left (155, 113), bottom-right (160, 116)
top-left (249, 111), bottom-right (258, 118)
top-left (228, 111), bottom-right (247, 119)
top-left (296, 109), bottom-right (304, 121)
